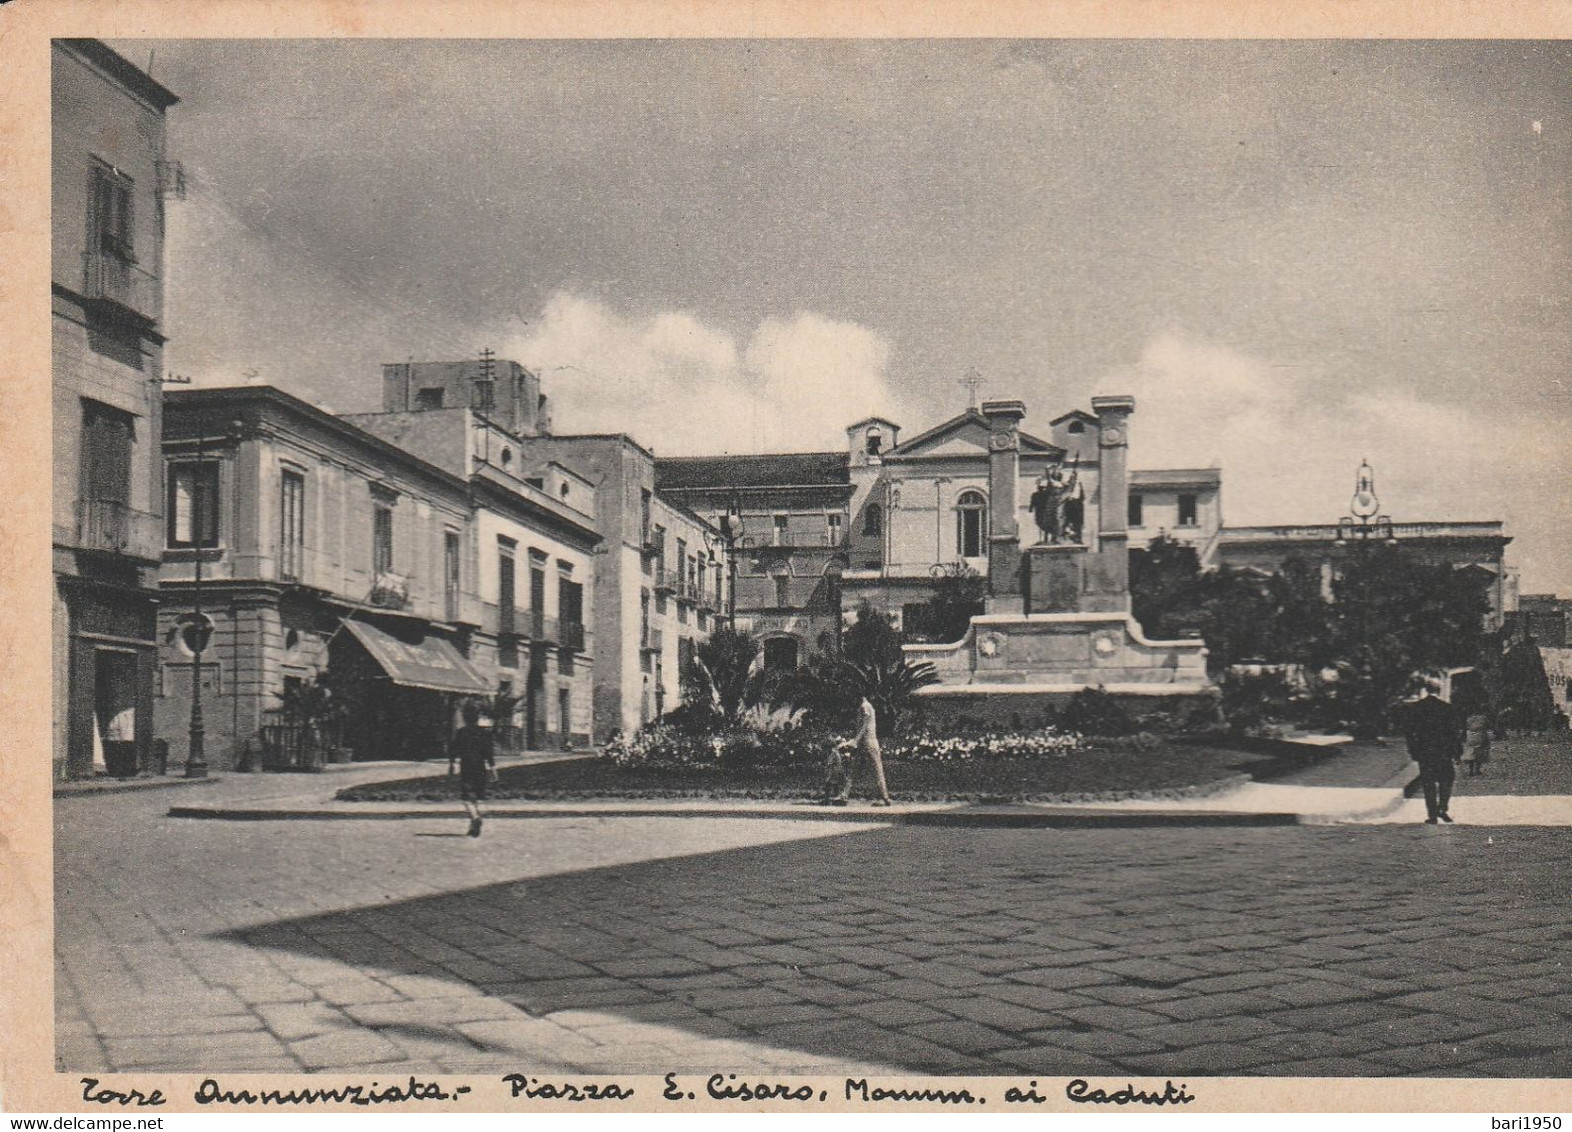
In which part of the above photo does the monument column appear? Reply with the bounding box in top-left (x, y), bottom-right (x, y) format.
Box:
top-left (1090, 395), bottom-right (1135, 611)
top-left (980, 399), bottom-right (1026, 614)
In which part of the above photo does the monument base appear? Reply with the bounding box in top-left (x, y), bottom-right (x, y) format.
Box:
top-left (912, 685), bottom-right (1218, 732)
top-left (903, 611), bottom-right (1213, 717)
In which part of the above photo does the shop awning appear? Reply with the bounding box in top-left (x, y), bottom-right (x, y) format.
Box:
top-left (341, 620), bottom-right (491, 695)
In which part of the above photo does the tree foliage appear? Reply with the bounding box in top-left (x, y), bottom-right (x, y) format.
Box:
top-left (918, 562), bottom-right (987, 643)
top-left (1129, 535), bottom-right (1205, 641)
top-left (843, 599), bottom-right (904, 669)
top-left (683, 625), bottom-right (760, 720)
top-left (786, 602), bottom-right (940, 736)
top-left (1129, 537), bottom-right (1493, 733)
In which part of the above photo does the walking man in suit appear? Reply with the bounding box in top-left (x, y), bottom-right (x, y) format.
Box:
top-left (1396, 672), bottom-right (1464, 824)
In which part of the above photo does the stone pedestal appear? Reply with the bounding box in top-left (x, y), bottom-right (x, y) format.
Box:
top-left (1023, 543), bottom-right (1085, 613)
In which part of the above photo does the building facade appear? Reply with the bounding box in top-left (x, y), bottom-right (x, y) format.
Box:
top-left (642, 495), bottom-right (731, 721)
top-left (345, 392), bottom-right (602, 750)
top-left (1214, 521), bottom-right (1514, 628)
top-left (362, 358), bottom-right (726, 742)
top-left (52, 41), bottom-right (179, 779)
top-left (157, 386), bottom-right (598, 770)
top-left (1518, 595), bottom-right (1572, 727)
top-left (527, 434), bottom-right (727, 739)
top-left (1129, 468), bottom-right (1225, 560)
top-left (656, 400), bottom-right (1223, 664)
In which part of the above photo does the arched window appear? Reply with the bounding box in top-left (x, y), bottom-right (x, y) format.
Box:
top-left (1067, 420), bottom-right (1085, 435)
top-left (956, 490), bottom-right (987, 559)
top-left (863, 501), bottom-right (883, 537)
top-left (865, 427), bottom-right (883, 457)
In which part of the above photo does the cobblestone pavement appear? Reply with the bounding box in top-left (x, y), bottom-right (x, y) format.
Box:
top-left (56, 786), bottom-right (1572, 1079)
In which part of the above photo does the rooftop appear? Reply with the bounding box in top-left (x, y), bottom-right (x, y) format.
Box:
top-left (656, 451), bottom-right (851, 491)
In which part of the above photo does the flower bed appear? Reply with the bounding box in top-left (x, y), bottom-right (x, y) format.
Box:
top-left (337, 734), bottom-right (1264, 803)
top-left (890, 727), bottom-right (1081, 761)
top-left (604, 723), bottom-right (838, 771)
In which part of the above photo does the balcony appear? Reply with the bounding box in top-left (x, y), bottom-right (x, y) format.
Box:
top-left (75, 500), bottom-right (161, 562)
top-left (560, 619), bottom-right (586, 652)
top-left (653, 565), bottom-right (676, 595)
top-left (368, 572), bottom-right (411, 610)
top-left (674, 577), bottom-right (698, 606)
top-left (84, 252), bottom-right (159, 326)
top-left (527, 609), bottom-right (559, 644)
top-left (491, 605), bottom-right (562, 644)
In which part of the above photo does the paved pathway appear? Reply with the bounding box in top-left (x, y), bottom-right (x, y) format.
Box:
top-left (55, 775), bottom-right (1572, 1079)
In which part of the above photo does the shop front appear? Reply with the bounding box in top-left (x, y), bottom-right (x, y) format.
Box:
top-left (331, 618), bottom-right (491, 761)
top-left (60, 577), bottom-right (157, 780)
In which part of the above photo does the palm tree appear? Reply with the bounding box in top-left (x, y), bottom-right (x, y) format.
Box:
top-left (844, 655), bottom-right (939, 738)
top-left (686, 626), bottom-right (761, 720)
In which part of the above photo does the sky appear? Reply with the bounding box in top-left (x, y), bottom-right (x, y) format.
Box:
top-left (117, 38), bottom-right (1571, 592)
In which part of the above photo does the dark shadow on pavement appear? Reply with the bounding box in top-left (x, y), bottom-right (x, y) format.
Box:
top-left (217, 820), bottom-right (1572, 1078)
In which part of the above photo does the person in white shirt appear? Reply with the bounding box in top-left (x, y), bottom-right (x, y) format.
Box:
top-left (822, 695), bottom-right (892, 807)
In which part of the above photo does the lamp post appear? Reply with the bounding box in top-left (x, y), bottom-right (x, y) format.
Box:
top-left (184, 425), bottom-right (212, 778)
top-left (825, 560), bottom-right (845, 655)
top-left (718, 493), bottom-right (741, 630)
top-left (181, 416), bottom-right (240, 778)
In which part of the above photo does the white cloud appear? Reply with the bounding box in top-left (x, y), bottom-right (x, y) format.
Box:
top-left (1117, 330), bottom-right (1571, 587)
top-left (506, 294), bottom-right (898, 453)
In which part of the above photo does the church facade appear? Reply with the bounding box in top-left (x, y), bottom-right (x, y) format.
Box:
top-left (655, 397), bottom-right (1223, 665)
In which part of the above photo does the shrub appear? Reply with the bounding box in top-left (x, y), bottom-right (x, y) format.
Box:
top-left (656, 698), bottom-right (725, 735)
top-left (1086, 730), bottom-right (1166, 753)
top-left (717, 726), bottom-right (838, 771)
top-left (603, 723), bottom-right (721, 769)
top-left (736, 702), bottom-right (807, 734)
top-left (1219, 670), bottom-right (1305, 734)
top-left (1062, 686), bottom-right (1134, 737)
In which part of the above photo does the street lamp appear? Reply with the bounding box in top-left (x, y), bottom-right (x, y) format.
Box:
top-left (825, 559), bottom-right (845, 654)
top-left (714, 492), bottom-right (742, 630)
top-left (1335, 458), bottom-right (1396, 546)
top-left (182, 425), bottom-right (213, 777)
top-left (180, 416), bottom-right (241, 778)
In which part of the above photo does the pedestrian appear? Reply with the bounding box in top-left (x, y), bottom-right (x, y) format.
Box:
top-left (1395, 672), bottom-right (1464, 824)
top-left (1460, 712), bottom-right (1491, 777)
top-left (822, 694), bottom-right (892, 807)
top-left (448, 701), bottom-right (496, 837)
top-left (1453, 670), bottom-right (1491, 778)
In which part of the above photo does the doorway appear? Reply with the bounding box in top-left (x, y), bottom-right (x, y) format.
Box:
top-left (94, 649), bottom-right (139, 778)
top-left (525, 659), bottom-right (544, 750)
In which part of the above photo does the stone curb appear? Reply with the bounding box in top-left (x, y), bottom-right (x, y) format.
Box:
top-left (1299, 758), bottom-right (1422, 825)
top-left (166, 801), bottom-right (1301, 828)
top-left (54, 775), bottom-right (224, 798)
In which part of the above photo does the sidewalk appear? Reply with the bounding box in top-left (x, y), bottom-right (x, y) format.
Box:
top-left (152, 759), bottom-right (1572, 828)
top-left (56, 751), bottom-right (571, 806)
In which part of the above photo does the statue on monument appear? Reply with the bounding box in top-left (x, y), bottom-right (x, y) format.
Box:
top-left (1030, 455), bottom-right (1083, 544)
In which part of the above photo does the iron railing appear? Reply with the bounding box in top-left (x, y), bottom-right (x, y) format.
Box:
top-left (76, 499), bottom-right (161, 560)
top-left (85, 252), bottom-right (158, 319)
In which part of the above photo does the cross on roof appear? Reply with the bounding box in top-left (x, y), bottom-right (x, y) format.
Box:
top-left (958, 367), bottom-right (987, 409)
